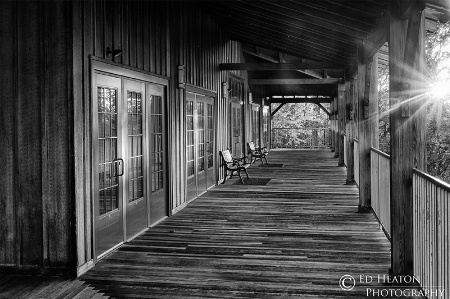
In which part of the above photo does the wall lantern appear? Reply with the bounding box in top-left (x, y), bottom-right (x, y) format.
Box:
top-left (106, 47), bottom-right (122, 61)
top-left (347, 104), bottom-right (354, 120)
top-left (222, 82), bottom-right (228, 99)
top-left (177, 65), bottom-right (185, 89)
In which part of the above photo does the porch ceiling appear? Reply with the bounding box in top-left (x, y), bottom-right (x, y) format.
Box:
top-left (202, 0), bottom-right (450, 99)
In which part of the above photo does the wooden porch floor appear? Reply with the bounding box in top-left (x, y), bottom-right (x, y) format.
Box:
top-left (82, 149), bottom-right (391, 298)
top-left (0, 150), bottom-right (393, 298)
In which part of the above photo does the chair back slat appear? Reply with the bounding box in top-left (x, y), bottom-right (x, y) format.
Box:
top-left (221, 150), bottom-right (233, 163)
top-left (248, 141), bottom-right (255, 151)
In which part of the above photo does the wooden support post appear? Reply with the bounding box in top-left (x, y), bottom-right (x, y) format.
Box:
top-left (338, 85), bottom-right (345, 166)
top-left (334, 97), bottom-right (339, 158)
top-left (371, 54), bottom-right (380, 149)
top-left (357, 46), bottom-right (379, 212)
top-left (389, 0), bottom-right (426, 276)
top-left (330, 98), bottom-right (335, 152)
top-left (345, 80), bottom-right (355, 184)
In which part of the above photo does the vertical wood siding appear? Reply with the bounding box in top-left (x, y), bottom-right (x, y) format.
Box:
top-left (0, 1), bottom-right (75, 272)
top-left (0, 0), bottom-right (247, 274)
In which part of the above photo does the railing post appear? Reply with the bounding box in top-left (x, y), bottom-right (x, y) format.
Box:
top-left (389, 0), bottom-right (427, 276)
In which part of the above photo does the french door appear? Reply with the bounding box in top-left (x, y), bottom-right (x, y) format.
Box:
top-left (94, 74), bottom-right (123, 257)
top-left (93, 71), bottom-right (167, 258)
top-left (186, 92), bottom-right (215, 202)
top-left (229, 77), bottom-right (245, 157)
top-left (251, 105), bottom-right (260, 147)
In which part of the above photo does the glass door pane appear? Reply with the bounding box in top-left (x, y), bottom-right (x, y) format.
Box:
top-left (124, 80), bottom-right (147, 240)
top-left (148, 83), bottom-right (167, 225)
top-left (94, 73), bottom-right (123, 259)
top-left (127, 91), bottom-right (144, 203)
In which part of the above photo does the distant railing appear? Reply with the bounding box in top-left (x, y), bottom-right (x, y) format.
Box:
top-left (413, 169), bottom-right (450, 297)
top-left (354, 139), bottom-right (359, 186)
top-left (343, 134), bottom-right (347, 167)
top-left (271, 128), bottom-right (330, 149)
top-left (370, 148), bottom-right (391, 238)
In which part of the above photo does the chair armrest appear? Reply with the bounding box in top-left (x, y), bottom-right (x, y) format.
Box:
top-left (232, 156), bottom-right (247, 165)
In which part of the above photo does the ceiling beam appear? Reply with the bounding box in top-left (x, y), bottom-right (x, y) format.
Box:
top-left (242, 46), bottom-right (324, 79)
top-left (363, 12), bottom-right (389, 61)
top-left (270, 98), bottom-right (332, 104)
top-left (229, 31), bottom-right (349, 64)
top-left (250, 79), bottom-right (342, 85)
top-left (271, 103), bottom-right (286, 117)
top-left (220, 62), bottom-right (344, 71)
top-left (316, 103), bottom-right (331, 116)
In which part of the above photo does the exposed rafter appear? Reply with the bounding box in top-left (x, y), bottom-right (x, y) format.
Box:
top-left (220, 62), bottom-right (343, 71)
top-left (242, 45), bottom-right (324, 79)
top-left (250, 79), bottom-right (342, 85)
top-left (316, 103), bottom-right (331, 116)
top-left (270, 98), bottom-right (332, 104)
top-left (271, 103), bottom-right (286, 116)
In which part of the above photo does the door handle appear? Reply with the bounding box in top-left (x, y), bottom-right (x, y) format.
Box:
top-left (112, 158), bottom-right (124, 177)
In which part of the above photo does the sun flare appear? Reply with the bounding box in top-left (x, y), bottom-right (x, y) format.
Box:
top-left (430, 80), bottom-right (450, 99)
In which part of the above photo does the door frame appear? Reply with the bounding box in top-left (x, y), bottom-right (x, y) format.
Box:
top-left (185, 84), bottom-right (217, 201)
top-left (91, 57), bottom-right (169, 263)
top-left (228, 74), bottom-right (246, 158)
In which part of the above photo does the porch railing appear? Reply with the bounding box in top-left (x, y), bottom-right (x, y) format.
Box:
top-left (370, 148), bottom-right (391, 238)
top-left (271, 127), bottom-right (330, 149)
top-left (354, 139), bottom-right (359, 186)
top-left (413, 169), bottom-right (450, 297)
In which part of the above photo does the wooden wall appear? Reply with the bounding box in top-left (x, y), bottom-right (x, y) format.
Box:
top-left (1, 0), bottom-right (247, 274)
top-left (72, 0), bottom-right (173, 273)
top-left (0, 1), bottom-right (75, 273)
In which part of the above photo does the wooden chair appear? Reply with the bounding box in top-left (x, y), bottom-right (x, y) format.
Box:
top-left (247, 141), bottom-right (269, 165)
top-left (219, 150), bottom-right (250, 184)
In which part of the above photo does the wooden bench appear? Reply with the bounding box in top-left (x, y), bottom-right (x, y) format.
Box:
top-left (247, 141), bottom-right (269, 165)
top-left (219, 150), bottom-right (250, 184)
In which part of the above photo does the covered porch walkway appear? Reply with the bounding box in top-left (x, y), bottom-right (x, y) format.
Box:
top-left (80, 150), bottom-right (391, 298)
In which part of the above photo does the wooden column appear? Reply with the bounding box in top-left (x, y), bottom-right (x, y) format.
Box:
top-left (357, 46), bottom-right (379, 211)
top-left (370, 54), bottom-right (380, 149)
top-left (345, 80), bottom-right (355, 184)
top-left (338, 85), bottom-right (345, 166)
top-left (333, 97), bottom-right (339, 158)
top-left (330, 98), bottom-right (335, 152)
top-left (389, 0), bottom-right (427, 276)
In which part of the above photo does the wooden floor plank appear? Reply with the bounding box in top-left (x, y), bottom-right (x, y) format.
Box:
top-left (80, 150), bottom-right (393, 298)
top-left (1, 150), bottom-right (399, 298)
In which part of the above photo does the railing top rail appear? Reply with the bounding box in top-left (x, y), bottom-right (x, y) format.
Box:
top-left (413, 168), bottom-right (450, 192)
top-left (272, 127), bottom-right (330, 130)
top-left (370, 147), bottom-right (390, 159)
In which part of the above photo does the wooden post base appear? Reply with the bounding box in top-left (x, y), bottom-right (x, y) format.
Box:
top-left (358, 205), bottom-right (372, 213)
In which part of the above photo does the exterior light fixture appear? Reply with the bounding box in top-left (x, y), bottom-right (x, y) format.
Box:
top-left (106, 47), bottom-right (122, 60)
top-left (177, 65), bottom-right (185, 89)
